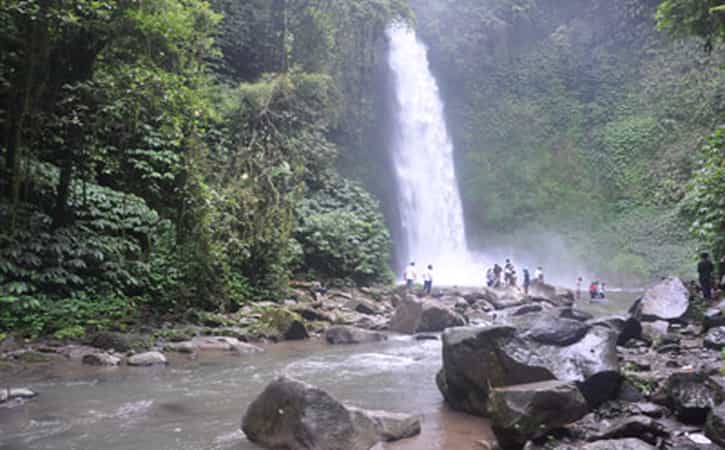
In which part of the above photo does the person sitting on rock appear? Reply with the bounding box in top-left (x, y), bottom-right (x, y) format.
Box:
top-left (599, 282), bottom-right (607, 299)
top-left (404, 262), bottom-right (417, 289)
top-left (422, 264), bottom-right (433, 295)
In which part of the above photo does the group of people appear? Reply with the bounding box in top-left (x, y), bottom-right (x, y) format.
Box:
top-left (575, 277), bottom-right (606, 301)
top-left (485, 260), bottom-right (544, 295)
top-left (697, 252), bottom-right (725, 301)
top-left (403, 262), bottom-right (434, 294)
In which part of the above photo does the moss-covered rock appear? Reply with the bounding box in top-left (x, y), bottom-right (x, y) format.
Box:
top-left (88, 331), bottom-right (152, 352)
top-left (250, 306), bottom-right (309, 341)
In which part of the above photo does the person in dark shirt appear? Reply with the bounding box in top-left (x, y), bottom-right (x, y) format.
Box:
top-left (698, 252), bottom-right (715, 300)
top-left (720, 256), bottom-right (725, 288)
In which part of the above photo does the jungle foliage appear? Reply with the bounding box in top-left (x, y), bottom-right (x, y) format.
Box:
top-left (409, 0), bottom-right (724, 281)
top-left (0, 0), bottom-right (407, 336)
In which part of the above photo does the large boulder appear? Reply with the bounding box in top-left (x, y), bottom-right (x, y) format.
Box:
top-left (241, 376), bottom-right (420, 450)
top-left (437, 322), bottom-right (620, 415)
top-left (588, 315), bottom-right (642, 346)
top-left (524, 316), bottom-right (589, 346)
top-left (630, 277), bottom-right (689, 322)
top-left (488, 380), bottom-right (588, 449)
top-left (389, 296), bottom-right (464, 334)
top-left (654, 372), bottom-right (720, 424)
top-left (325, 326), bottom-right (387, 345)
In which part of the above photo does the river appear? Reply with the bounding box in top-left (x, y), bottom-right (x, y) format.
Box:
top-left (0, 291), bottom-right (639, 450)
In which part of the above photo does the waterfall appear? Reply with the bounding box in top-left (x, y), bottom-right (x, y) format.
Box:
top-left (387, 25), bottom-right (481, 286)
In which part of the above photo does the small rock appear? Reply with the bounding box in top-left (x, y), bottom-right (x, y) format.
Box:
top-left (705, 327), bottom-right (725, 350)
top-left (127, 351), bottom-right (167, 367)
top-left (352, 407), bottom-right (421, 441)
top-left (325, 326), bottom-right (387, 345)
top-left (8, 388), bottom-right (37, 400)
top-left (640, 321), bottom-right (669, 345)
top-left (588, 415), bottom-right (667, 444)
top-left (164, 341), bottom-right (196, 354)
top-left (415, 333), bottom-right (439, 341)
top-left (704, 309), bottom-right (725, 331)
top-left (82, 352), bottom-right (121, 366)
top-left (581, 438), bottom-right (656, 450)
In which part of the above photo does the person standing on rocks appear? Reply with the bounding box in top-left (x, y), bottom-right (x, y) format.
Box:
top-left (486, 267), bottom-right (495, 287)
top-left (523, 268), bottom-right (531, 295)
top-left (719, 255), bottom-right (725, 300)
top-left (493, 264), bottom-right (503, 288)
top-left (504, 259), bottom-right (515, 287)
top-left (422, 264), bottom-right (433, 295)
top-left (575, 277), bottom-right (583, 300)
top-left (698, 252), bottom-right (715, 300)
top-left (404, 262), bottom-right (417, 290)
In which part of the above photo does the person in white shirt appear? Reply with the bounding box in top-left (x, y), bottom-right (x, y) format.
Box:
top-left (403, 262), bottom-right (417, 289)
top-left (534, 267), bottom-right (544, 283)
top-left (423, 264), bottom-right (433, 294)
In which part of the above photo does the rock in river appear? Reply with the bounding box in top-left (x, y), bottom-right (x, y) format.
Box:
top-left (325, 326), bottom-right (387, 345)
top-left (127, 351), bottom-right (167, 367)
top-left (630, 277), bottom-right (689, 322)
top-left (242, 376), bottom-right (420, 450)
top-left (82, 352), bottom-right (121, 366)
top-left (389, 296), bottom-right (465, 334)
top-left (488, 380), bottom-right (588, 449)
top-left (437, 323), bottom-right (619, 415)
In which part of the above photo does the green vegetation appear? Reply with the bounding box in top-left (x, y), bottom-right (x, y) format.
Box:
top-left (0, 0), bottom-right (721, 338)
top-left (411, 0), bottom-right (723, 281)
top-left (0, 0), bottom-right (408, 337)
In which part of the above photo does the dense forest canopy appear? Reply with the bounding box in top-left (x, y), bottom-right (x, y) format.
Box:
top-left (411, 0), bottom-right (724, 281)
top-left (0, 0), bottom-right (723, 337)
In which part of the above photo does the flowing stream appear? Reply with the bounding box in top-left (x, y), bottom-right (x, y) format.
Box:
top-left (0, 337), bottom-right (492, 450)
top-left (387, 26), bottom-right (482, 286)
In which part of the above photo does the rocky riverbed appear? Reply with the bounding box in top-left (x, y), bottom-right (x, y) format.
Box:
top-left (2, 278), bottom-right (724, 449)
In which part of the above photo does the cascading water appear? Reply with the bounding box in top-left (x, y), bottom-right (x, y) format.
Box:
top-left (387, 25), bottom-right (482, 286)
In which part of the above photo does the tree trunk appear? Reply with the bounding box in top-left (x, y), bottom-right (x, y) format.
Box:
top-left (52, 154), bottom-right (73, 229)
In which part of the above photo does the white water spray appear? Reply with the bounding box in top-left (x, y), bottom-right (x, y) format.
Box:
top-left (387, 25), bottom-right (483, 286)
